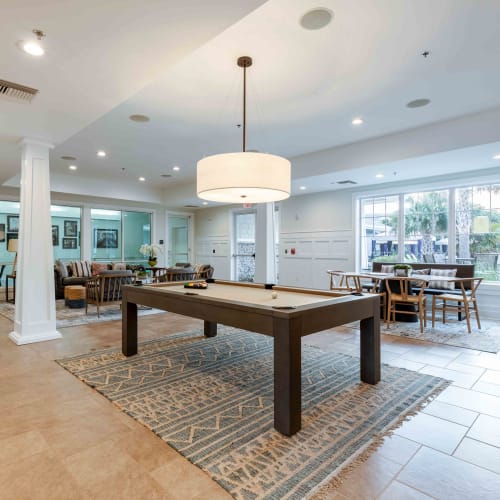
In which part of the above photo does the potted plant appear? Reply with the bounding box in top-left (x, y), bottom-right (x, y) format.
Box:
top-left (393, 264), bottom-right (412, 277)
top-left (139, 243), bottom-right (162, 267)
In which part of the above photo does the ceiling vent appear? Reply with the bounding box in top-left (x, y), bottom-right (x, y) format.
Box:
top-left (184, 204), bottom-right (200, 208)
top-left (336, 180), bottom-right (357, 185)
top-left (0, 79), bottom-right (38, 102)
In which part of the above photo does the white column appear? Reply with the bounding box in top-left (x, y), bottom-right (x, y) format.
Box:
top-left (9, 139), bottom-right (61, 345)
top-left (254, 203), bottom-right (277, 284)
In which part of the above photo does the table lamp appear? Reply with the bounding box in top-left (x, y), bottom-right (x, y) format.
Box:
top-left (8, 238), bottom-right (18, 275)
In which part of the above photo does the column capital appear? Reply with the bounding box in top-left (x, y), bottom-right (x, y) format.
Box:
top-left (19, 138), bottom-right (54, 150)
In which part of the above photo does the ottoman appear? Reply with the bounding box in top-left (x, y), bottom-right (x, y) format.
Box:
top-left (64, 285), bottom-right (86, 308)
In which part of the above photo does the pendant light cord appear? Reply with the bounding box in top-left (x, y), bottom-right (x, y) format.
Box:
top-left (237, 56), bottom-right (252, 153)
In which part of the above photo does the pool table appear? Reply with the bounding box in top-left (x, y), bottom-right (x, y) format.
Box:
top-left (122, 280), bottom-right (380, 436)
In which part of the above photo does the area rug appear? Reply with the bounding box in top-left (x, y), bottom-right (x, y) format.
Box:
top-left (56, 327), bottom-right (449, 499)
top-left (335, 318), bottom-right (500, 353)
top-left (0, 300), bottom-right (165, 329)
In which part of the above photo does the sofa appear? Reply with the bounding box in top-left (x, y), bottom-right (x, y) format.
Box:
top-left (371, 261), bottom-right (475, 295)
top-left (54, 260), bottom-right (137, 299)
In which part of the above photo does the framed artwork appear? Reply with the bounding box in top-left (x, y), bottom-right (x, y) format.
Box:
top-left (6, 233), bottom-right (17, 248)
top-left (64, 220), bottom-right (78, 237)
top-left (62, 237), bottom-right (77, 249)
top-left (95, 228), bottom-right (118, 249)
top-left (7, 215), bottom-right (19, 232)
top-left (0, 223), bottom-right (5, 242)
top-left (52, 225), bottom-right (59, 246)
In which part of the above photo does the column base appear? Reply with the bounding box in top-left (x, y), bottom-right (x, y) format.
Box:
top-left (9, 329), bottom-right (62, 345)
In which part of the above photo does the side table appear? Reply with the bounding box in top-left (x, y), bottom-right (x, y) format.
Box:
top-left (6, 274), bottom-right (16, 303)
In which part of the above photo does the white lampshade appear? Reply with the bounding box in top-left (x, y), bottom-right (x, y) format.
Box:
top-left (472, 215), bottom-right (489, 234)
top-left (7, 238), bottom-right (18, 252)
top-left (197, 152), bottom-right (291, 203)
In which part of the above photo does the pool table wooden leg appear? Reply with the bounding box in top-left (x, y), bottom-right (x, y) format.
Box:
top-left (122, 301), bottom-right (138, 356)
top-left (273, 317), bottom-right (302, 436)
top-left (359, 307), bottom-right (381, 384)
top-left (204, 321), bottom-right (217, 337)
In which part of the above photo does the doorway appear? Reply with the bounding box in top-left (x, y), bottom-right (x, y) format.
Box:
top-left (168, 215), bottom-right (190, 266)
top-left (232, 210), bottom-right (256, 282)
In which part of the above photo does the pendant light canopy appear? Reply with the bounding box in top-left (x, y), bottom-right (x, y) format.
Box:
top-left (197, 56), bottom-right (291, 204)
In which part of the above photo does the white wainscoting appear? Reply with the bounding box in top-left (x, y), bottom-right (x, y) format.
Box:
top-left (476, 283), bottom-right (500, 321)
top-left (195, 237), bottom-right (231, 280)
top-left (279, 231), bottom-right (354, 290)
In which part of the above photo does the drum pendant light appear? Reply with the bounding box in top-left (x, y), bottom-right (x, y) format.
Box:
top-left (197, 56), bottom-right (291, 203)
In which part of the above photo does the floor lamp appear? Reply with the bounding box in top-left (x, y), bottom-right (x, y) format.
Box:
top-left (8, 238), bottom-right (18, 275)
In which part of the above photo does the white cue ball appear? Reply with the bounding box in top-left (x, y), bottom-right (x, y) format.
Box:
top-left (271, 291), bottom-right (278, 299)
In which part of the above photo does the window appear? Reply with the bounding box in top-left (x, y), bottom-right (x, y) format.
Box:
top-left (360, 196), bottom-right (399, 269)
top-left (456, 185), bottom-right (500, 280)
top-left (51, 205), bottom-right (82, 261)
top-left (359, 183), bottom-right (500, 281)
top-left (403, 190), bottom-right (448, 263)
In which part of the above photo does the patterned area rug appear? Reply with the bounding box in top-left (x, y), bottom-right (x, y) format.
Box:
top-left (381, 319), bottom-right (500, 353)
top-left (57, 327), bottom-right (449, 499)
top-left (0, 300), bottom-right (164, 329)
top-left (332, 317), bottom-right (500, 353)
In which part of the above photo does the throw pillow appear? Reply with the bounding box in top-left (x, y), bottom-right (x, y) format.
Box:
top-left (381, 265), bottom-right (394, 274)
top-left (55, 259), bottom-right (68, 278)
top-left (71, 260), bottom-right (92, 277)
top-left (112, 262), bottom-right (126, 271)
top-left (411, 268), bottom-right (430, 286)
top-left (428, 268), bottom-right (457, 290)
top-left (91, 262), bottom-right (109, 275)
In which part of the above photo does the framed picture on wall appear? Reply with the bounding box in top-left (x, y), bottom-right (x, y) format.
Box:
top-left (0, 223), bottom-right (5, 242)
top-left (7, 215), bottom-right (19, 232)
top-left (64, 220), bottom-right (78, 237)
top-left (52, 225), bottom-right (59, 246)
top-left (95, 228), bottom-right (118, 249)
top-left (6, 233), bottom-right (17, 248)
top-left (62, 237), bottom-right (77, 249)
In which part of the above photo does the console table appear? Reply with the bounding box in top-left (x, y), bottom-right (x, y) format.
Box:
top-left (5, 274), bottom-right (16, 303)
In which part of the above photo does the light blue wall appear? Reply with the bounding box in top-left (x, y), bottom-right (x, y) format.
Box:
top-left (124, 211), bottom-right (151, 260)
top-left (91, 217), bottom-right (122, 261)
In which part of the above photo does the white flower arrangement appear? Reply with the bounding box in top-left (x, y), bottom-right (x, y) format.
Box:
top-left (139, 243), bottom-right (162, 259)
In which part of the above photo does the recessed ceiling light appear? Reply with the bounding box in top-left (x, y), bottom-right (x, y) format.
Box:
top-left (20, 29), bottom-right (46, 56)
top-left (352, 117), bottom-right (363, 126)
top-left (406, 98), bottom-right (431, 108)
top-left (138, 177), bottom-right (145, 182)
top-left (22, 42), bottom-right (44, 56)
top-left (202, 201), bottom-right (208, 205)
top-left (60, 155), bottom-right (77, 161)
top-left (97, 150), bottom-right (106, 157)
top-left (129, 114), bottom-right (150, 123)
top-left (299, 186), bottom-right (307, 190)
top-left (173, 166), bottom-right (180, 171)
top-left (493, 154), bottom-right (500, 160)
top-left (375, 173), bottom-right (384, 178)
top-left (68, 165), bottom-right (77, 171)
top-left (300, 8), bottom-right (334, 30)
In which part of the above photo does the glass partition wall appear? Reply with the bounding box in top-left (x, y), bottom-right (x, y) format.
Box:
top-left (91, 209), bottom-right (151, 263)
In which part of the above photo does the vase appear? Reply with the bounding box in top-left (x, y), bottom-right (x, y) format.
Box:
top-left (148, 257), bottom-right (157, 267)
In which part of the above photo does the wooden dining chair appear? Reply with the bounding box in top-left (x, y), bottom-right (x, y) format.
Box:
top-left (386, 277), bottom-right (427, 333)
top-left (364, 277), bottom-right (387, 321)
top-left (326, 270), bottom-right (361, 293)
top-left (431, 277), bottom-right (482, 334)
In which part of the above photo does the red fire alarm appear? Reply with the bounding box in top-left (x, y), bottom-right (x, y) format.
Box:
top-left (291, 247), bottom-right (296, 255)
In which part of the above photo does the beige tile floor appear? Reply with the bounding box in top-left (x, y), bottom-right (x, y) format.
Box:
top-left (0, 313), bottom-right (499, 499)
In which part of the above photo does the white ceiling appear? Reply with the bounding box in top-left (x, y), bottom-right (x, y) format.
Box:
top-left (2, 0), bottom-right (500, 207)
